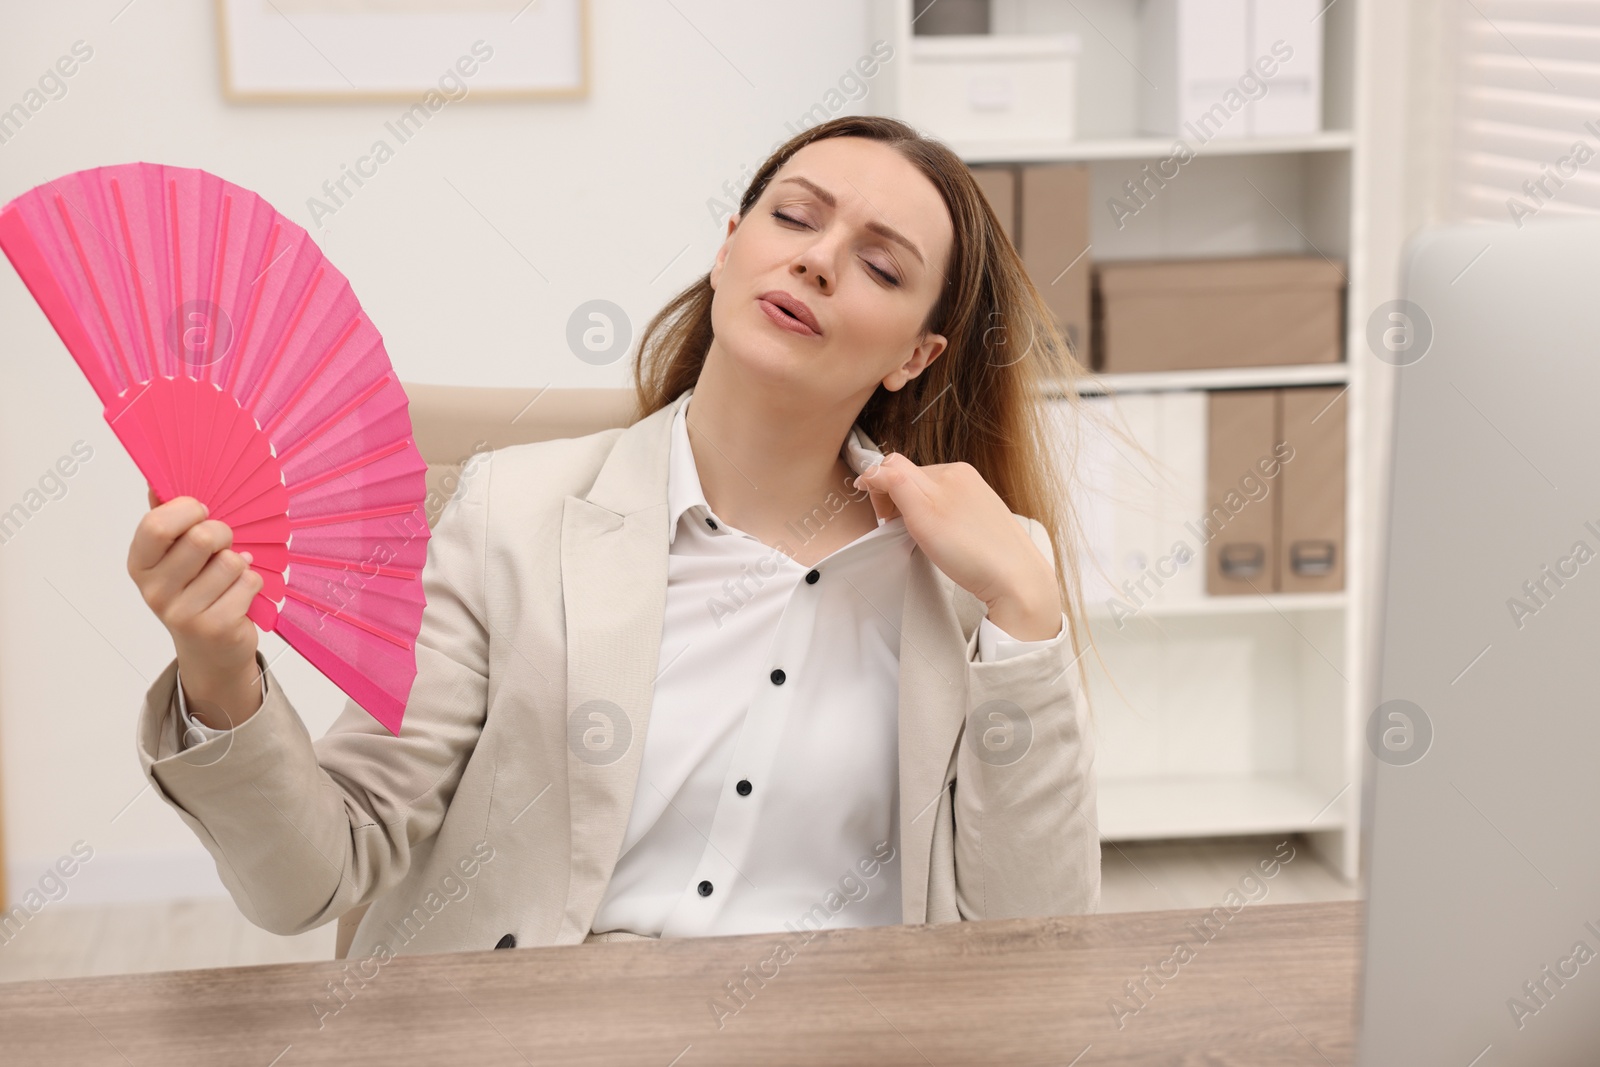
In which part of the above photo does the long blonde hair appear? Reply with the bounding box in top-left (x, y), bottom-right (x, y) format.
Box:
top-left (631, 114), bottom-right (1101, 704)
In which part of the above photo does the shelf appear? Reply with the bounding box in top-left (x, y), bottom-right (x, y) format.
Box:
top-left (1061, 363), bottom-right (1350, 396)
top-left (1098, 775), bottom-right (1348, 842)
top-left (954, 130), bottom-right (1355, 165)
top-left (1086, 592), bottom-right (1346, 620)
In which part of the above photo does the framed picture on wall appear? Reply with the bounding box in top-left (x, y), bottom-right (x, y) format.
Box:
top-left (216, 0), bottom-right (589, 102)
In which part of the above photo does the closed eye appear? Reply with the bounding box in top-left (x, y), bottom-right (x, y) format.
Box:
top-left (770, 210), bottom-right (902, 287)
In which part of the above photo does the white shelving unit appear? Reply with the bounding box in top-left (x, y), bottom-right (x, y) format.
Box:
top-left (870, 0), bottom-right (1370, 881)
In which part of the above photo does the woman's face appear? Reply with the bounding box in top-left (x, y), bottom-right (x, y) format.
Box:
top-left (708, 136), bottom-right (953, 400)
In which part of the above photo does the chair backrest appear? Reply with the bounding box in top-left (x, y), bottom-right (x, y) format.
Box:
top-left (333, 383), bottom-right (637, 959)
top-left (408, 383), bottom-right (638, 523)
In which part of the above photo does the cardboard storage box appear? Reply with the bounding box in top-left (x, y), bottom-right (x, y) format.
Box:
top-left (1092, 255), bottom-right (1345, 373)
top-left (1019, 163), bottom-right (1091, 360)
top-left (911, 0), bottom-right (989, 35)
top-left (969, 163), bottom-right (1017, 245)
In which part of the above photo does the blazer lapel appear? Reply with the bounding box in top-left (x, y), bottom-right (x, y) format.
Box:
top-left (897, 545), bottom-right (986, 925)
top-left (556, 390), bottom-right (686, 943)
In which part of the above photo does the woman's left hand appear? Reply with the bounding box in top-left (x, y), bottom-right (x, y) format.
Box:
top-left (854, 453), bottom-right (1062, 641)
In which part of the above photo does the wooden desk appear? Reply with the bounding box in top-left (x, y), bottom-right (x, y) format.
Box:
top-left (1, 900), bottom-right (1362, 1066)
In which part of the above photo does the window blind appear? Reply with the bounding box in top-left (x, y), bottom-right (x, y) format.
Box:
top-left (1451, 0), bottom-right (1600, 225)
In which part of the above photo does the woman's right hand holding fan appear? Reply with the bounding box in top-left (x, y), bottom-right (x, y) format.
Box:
top-left (127, 486), bottom-right (265, 731)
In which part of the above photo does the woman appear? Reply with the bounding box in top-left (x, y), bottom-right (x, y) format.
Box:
top-left (126, 115), bottom-right (1100, 963)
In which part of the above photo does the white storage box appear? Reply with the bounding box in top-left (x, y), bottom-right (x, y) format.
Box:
top-left (1138, 0), bottom-right (1323, 140)
top-left (904, 34), bottom-right (1080, 150)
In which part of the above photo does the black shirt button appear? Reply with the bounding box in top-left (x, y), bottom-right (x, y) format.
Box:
top-left (698, 880), bottom-right (714, 897)
top-left (706, 517), bottom-right (718, 530)
top-left (805, 569), bottom-right (820, 584)
top-left (736, 779), bottom-right (752, 796)
top-left (770, 668), bottom-right (785, 685)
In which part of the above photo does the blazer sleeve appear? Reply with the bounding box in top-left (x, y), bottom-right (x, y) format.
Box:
top-left (951, 515), bottom-right (1101, 920)
top-left (174, 664), bottom-right (264, 744)
top-left (133, 452), bottom-right (494, 937)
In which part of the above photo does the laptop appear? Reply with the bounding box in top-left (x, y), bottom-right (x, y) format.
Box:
top-left (1360, 216), bottom-right (1600, 1062)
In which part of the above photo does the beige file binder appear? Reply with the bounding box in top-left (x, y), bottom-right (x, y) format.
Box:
top-left (1019, 163), bottom-right (1092, 360)
top-left (1205, 389), bottom-right (1282, 595)
top-left (969, 164), bottom-right (1017, 247)
top-left (1276, 386), bottom-right (1346, 592)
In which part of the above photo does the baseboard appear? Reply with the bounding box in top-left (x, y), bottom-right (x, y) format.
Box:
top-left (6, 847), bottom-right (230, 910)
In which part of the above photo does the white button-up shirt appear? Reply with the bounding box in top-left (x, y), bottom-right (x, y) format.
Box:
top-left (178, 387), bottom-right (1067, 939)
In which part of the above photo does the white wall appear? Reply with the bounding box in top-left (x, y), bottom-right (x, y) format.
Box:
top-left (0, 0), bottom-right (884, 904)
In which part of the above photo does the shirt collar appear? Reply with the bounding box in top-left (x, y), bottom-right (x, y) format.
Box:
top-left (667, 386), bottom-right (888, 545)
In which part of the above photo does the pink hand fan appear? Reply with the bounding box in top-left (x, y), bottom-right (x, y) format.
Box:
top-left (0, 162), bottom-right (431, 736)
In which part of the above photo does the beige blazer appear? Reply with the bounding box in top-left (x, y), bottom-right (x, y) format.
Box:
top-left (136, 387), bottom-right (1100, 961)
